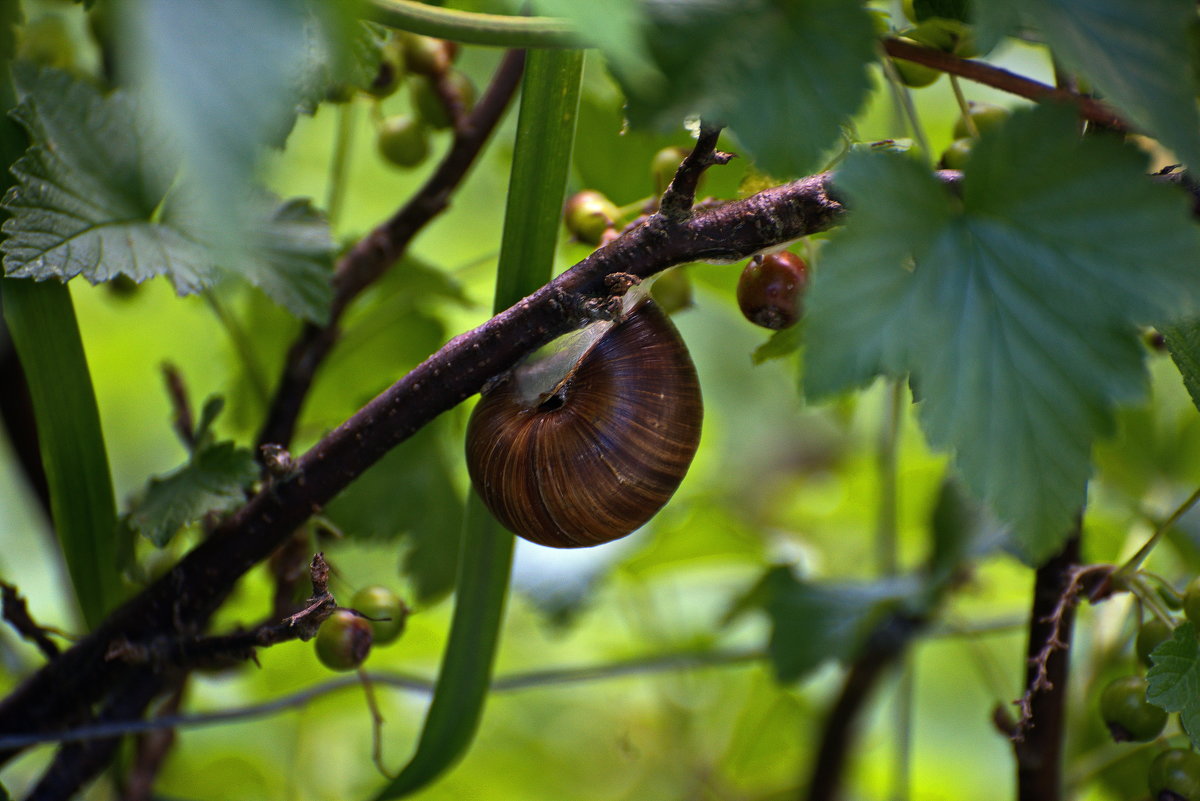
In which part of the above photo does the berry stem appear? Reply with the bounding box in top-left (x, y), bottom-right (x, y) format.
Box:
top-left (326, 103), bottom-right (358, 230)
top-left (1113, 485), bottom-right (1200, 580)
top-left (948, 75), bottom-right (978, 138)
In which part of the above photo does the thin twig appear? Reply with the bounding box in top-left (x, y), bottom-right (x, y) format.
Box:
top-left (882, 38), bottom-right (1128, 132)
top-left (160, 363), bottom-right (194, 450)
top-left (1, 582), bottom-right (60, 660)
top-left (802, 614), bottom-right (925, 801)
top-left (659, 122), bottom-right (732, 219)
top-left (0, 648), bottom-right (761, 750)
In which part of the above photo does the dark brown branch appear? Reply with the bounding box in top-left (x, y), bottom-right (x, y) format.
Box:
top-left (882, 38), bottom-right (1129, 132)
top-left (0, 170), bottom-right (847, 768)
top-left (1, 581), bottom-right (60, 660)
top-left (26, 670), bottom-right (164, 801)
top-left (659, 123), bottom-right (732, 219)
top-left (1013, 529), bottom-right (1082, 801)
top-left (106, 553), bottom-right (334, 672)
top-left (256, 48), bottom-right (527, 452)
top-left (802, 613), bottom-right (924, 801)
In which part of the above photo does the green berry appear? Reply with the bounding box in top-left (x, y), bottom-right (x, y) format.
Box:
top-left (412, 71), bottom-right (476, 130)
top-left (564, 190), bottom-right (622, 245)
top-left (1184, 577), bottom-right (1200, 627)
top-left (1138, 617), bottom-right (1175, 666)
top-left (650, 267), bottom-right (694, 315)
top-left (651, 146), bottom-right (690, 194)
top-left (1100, 675), bottom-right (1167, 743)
top-left (907, 18), bottom-right (977, 58)
top-left (351, 585), bottom-right (409, 646)
top-left (952, 102), bottom-right (1010, 139)
top-left (315, 610), bottom-right (373, 671)
top-left (1150, 748), bottom-right (1200, 801)
top-left (401, 33), bottom-right (458, 77)
top-left (364, 41), bottom-right (405, 99)
top-left (737, 251), bottom-right (809, 330)
top-left (939, 137), bottom-right (973, 170)
top-left (377, 115), bottom-right (430, 168)
top-left (892, 40), bottom-right (941, 88)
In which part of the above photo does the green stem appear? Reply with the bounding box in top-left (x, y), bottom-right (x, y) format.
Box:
top-left (369, 0), bottom-right (581, 48)
top-left (948, 75), bottom-right (978, 137)
top-left (372, 47), bottom-right (583, 800)
top-left (880, 54), bottom-right (932, 164)
top-left (1114, 485), bottom-right (1200, 579)
top-left (1, 279), bottom-right (122, 629)
top-left (891, 660), bottom-right (914, 801)
top-left (203, 292), bottom-right (269, 407)
top-left (326, 103), bottom-right (358, 231)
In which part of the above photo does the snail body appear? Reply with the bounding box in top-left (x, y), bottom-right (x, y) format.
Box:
top-left (465, 297), bottom-right (702, 548)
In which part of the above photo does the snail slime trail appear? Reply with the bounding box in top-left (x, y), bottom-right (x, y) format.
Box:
top-left (465, 297), bottom-right (703, 547)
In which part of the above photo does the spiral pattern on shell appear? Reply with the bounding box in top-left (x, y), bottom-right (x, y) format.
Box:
top-left (465, 299), bottom-right (703, 548)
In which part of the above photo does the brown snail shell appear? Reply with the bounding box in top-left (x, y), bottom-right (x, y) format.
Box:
top-left (465, 298), bottom-right (703, 548)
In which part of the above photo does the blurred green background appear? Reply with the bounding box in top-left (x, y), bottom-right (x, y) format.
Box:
top-left (4, 2), bottom-right (1200, 799)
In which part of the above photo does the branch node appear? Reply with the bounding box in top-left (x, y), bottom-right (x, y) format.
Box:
top-left (659, 122), bottom-right (728, 219)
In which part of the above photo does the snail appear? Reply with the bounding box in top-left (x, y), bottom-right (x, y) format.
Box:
top-left (465, 291), bottom-right (703, 548)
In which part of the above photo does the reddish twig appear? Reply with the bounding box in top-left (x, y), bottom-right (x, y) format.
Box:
top-left (882, 38), bottom-right (1129, 132)
top-left (160, 363), bottom-right (194, 450)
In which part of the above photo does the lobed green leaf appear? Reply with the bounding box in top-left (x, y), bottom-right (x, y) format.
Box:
top-left (1, 66), bottom-right (334, 322)
top-left (616, 0), bottom-right (877, 178)
top-left (1018, 0), bottom-right (1200, 173)
top-left (734, 566), bottom-right (920, 683)
top-left (129, 441), bottom-right (260, 548)
top-left (1147, 621), bottom-right (1200, 748)
top-left (1163, 319), bottom-right (1200, 414)
top-left (805, 104), bottom-right (1200, 563)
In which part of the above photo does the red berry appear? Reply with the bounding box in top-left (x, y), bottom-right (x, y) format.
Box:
top-left (737, 252), bottom-right (809, 330)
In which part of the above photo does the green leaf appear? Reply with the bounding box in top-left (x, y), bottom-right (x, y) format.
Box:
top-left (735, 566), bottom-right (919, 683)
top-left (1147, 621), bottom-right (1200, 748)
top-left (129, 441), bottom-right (259, 547)
top-left (751, 324), bottom-right (804, 365)
top-left (1, 66), bottom-right (334, 322)
top-left (530, 0), bottom-right (658, 88)
top-left (120, 0), bottom-right (349, 232)
top-left (1163, 319), bottom-right (1200, 414)
top-left (325, 423), bottom-right (462, 604)
top-left (2, 279), bottom-right (122, 629)
top-left (617, 0), bottom-right (877, 177)
top-left (1018, 0), bottom-right (1200, 171)
top-left (805, 105), bottom-right (1200, 563)
top-left (373, 48), bottom-right (583, 800)
top-left (928, 474), bottom-right (1006, 585)
top-left (914, 0), bottom-right (970, 21)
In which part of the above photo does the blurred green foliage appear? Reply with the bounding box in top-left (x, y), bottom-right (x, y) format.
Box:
top-left (4, 1), bottom-right (1200, 800)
